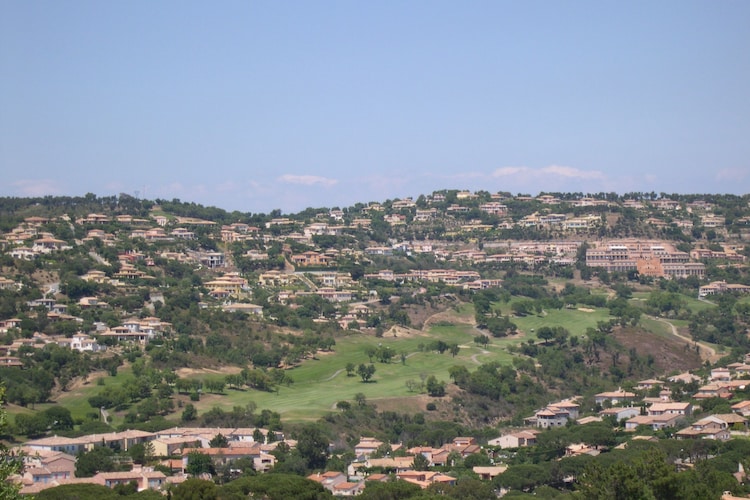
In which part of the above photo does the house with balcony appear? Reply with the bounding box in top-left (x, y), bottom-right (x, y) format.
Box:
top-left (396, 471), bottom-right (456, 489)
top-left (648, 402), bottom-right (692, 417)
top-left (67, 333), bottom-right (104, 353)
top-left (599, 407), bottom-right (640, 422)
top-left (98, 468), bottom-right (166, 491)
top-left (675, 416), bottom-right (734, 441)
top-left (732, 401), bottom-right (750, 417)
top-left (625, 413), bottom-right (683, 432)
top-left (291, 251), bottom-right (331, 267)
top-left (20, 450), bottom-right (76, 488)
top-left (354, 438), bottom-right (384, 458)
top-left (307, 471), bottom-right (348, 494)
top-left (595, 390), bottom-right (636, 406)
top-left (488, 430), bottom-right (539, 449)
top-left (526, 399), bottom-right (580, 428)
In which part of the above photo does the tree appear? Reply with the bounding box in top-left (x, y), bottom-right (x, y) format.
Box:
top-left (128, 441), bottom-right (155, 465)
top-left (43, 406), bottom-right (74, 431)
top-left (494, 463), bottom-right (550, 492)
top-left (449, 343), bottom-right (460, 357)
top-left (345, 362), bottom-right (355, 377)
top-left (294, 423), bottom-right (330, 470)
top-left (253, 428), bottom-right (265, 443)
top-left (474, 334), bottom-right (490, 347)
top-left (219, 473), bottom-right (328, 500)
top-left (0, 386), bottom-right (23, 500)
top-left (412, 452), bottom-right (430, 470)
top-left (209, 433), bottom-right (229, 448)
top-left (171, 478), bottom-right (218, 500)
top-left (364, 346), bottom-right (377, 362)
top-left (511, 299), bottom-right (535, 317)
top-left (425, 375), bottom-right (446, 397)
top-left (35, 484), bottom-right (121, 500)
top-left (186, 451), bottom-right (215, 476)
top-left (14, 412), bottom-right (49, 436)
top-left (359, 479), bottom-right (421, 500)
top-left (357, 363), bottom-right (376, 383)
top-left (574, 448), bottom-right (677, 499)
top-left (536, 326), bottom-right (555, 345)
top-left (76, 446), bottom-right (116, 477)
top-left (405, 379), bottom-right (420, 392)
top-left (448, 365), bottom-right (469, 385)
top-left (182, 403), bottom-right (197, 422)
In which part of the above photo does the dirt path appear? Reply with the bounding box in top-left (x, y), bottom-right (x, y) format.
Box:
top-left (323, 368), bottom-right (344, 381)
top-left (651, 316), bottom-right (719, 363)
top-left (470, 348), bottom-right (490, 365)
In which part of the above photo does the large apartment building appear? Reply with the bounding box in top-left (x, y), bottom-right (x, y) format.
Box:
top-left (586, 240), bottom-right (705, 279)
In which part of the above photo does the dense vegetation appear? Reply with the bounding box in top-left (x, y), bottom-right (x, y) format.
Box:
top-left (2, 192), bottom-right (750, 498)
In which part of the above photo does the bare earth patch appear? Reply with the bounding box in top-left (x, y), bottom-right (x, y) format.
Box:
top-left (370, 394), bottom-right (435, 414)
top-left (613, 326), bottom-right (703, 374)
top-left (577, 307), bottom-right (595, 313)
top-left (175, 366), bottom-right (243, 378)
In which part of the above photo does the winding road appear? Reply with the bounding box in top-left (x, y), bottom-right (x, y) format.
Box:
top-left (650, 315), bottom-right (717, 362)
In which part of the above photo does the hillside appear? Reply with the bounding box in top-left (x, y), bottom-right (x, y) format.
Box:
top-left (2, 191), bottom-right (750, 498)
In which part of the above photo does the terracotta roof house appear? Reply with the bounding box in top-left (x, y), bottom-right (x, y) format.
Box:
top-left (151, 437), bottom-right (202, 457)
top-left (711, 368), bottom-right (732, 382)
top-left (333, 481), bottom-right (364, 497)
top-left (528, 400), bottom-right (579, 428)
top-left (396, 471), bottom-right (456, 489)
top-left (473, 465), bottom-right (508, 480)
top-left (488, 430), bottom-right (539, 449)
top-left (595, 390), bottom-right (637, 406)
top-left (599, 407), bottom-right (640, 422)
top-left (676, 416), bottom-right (734, 441)
top-left (625, 414), bottom-right (683, 432)
top-left (731, 400), bottom-right (750, 417)
top-left (636, 379), bottom-right (664, 390)
top-left (712, 413), bottom-right (748, 429)
top-left (667, 372), bottom-right (701, 384)
top-left (648, 402), bottom-right (692, 417)
top-left (19, 450), bottom-right (77, 489)
top-left (183, 446), bottom-right (276, 472)
top-left (0, 356), bottom-right (23, 367)
top-left (352, 457), bottom-right (414, 475)
top-left (97, 468), bottom-right (166, 491)
top-left (354, 438), bottom-right (384, 458)
top-left (307, 471), bottom-right (347, 493)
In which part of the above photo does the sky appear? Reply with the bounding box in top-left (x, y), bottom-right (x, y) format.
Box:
top-left (1, 1), bottom-right (749, 214)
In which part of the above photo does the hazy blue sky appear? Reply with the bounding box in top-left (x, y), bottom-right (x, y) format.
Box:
top-left (2, 1), bottom-right (749, 213)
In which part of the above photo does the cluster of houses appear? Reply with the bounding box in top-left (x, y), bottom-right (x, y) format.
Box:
top-left (14, 429), bottom-right (509, 496)
top-left (11, 350), bottom-right (750, 496)
top-left (0, 311), bottom-right (174, 361)
top-left (507, 359), bottom-right (750, 454)
top-left (14, 426), bottom-right (282, 495)
top-left (1, 205), bottom-right (743, 337)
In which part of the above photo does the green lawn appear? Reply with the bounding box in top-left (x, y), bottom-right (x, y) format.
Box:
top-left (495, 299), bottom-right (612, 337)
top-left (638, 316), bottom-right (676, 340)
top-left (16, 368), bottom-right (136, 428)
top-left (14, 302), bottom-right (640, 425)
top-left (189, 303), bottom-right (616, 421)
top-left (193, 326), bottom-right (515, 421)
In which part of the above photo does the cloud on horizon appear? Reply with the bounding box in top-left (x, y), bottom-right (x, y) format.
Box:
top-left (715, 167), bottom-right (748, 182)
top-left (492, 165), bottom-right (606, 180)
top-left (12, 179), bottom-right (66, 197)
top-left (278, 174), bottom-right (338, 187)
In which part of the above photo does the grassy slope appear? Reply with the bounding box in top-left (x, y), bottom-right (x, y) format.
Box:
top-left (194, 324), bottom-right (517, 421)
top-left (495, 298), bottom-right (613, 337)
top-left (18, 297), bottom-right (690, 425)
